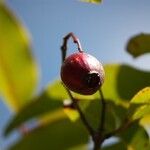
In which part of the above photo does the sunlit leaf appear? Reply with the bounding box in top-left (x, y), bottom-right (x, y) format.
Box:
top-left (80, 0), bottom-right (102, 4)
top-left (46, 80), bottom-right (95, 100)
top-left (127, 33), bottom-right (150, 57)
top-left (49, 64), bottom-right (150, 105)
top-left (101, 64), bottom-right (150, 105)
top-left (128, 87), bottom-right (150, 121)
top-left (140, 115), bottom-right (150, 126)
top-left (63, 107), bottom-right (79, 122)
top-left (9, 118), bottom-right (89, 150)
top-left (0, 3), bottom-right (38, 111)
top-left (130, 87), bottom-right (150, 104)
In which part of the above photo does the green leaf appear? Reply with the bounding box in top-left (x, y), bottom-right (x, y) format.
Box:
top-left (130, 87), bottom-right (150, 104)
top-left (9, 118), bottom-right (89, 150)
top-left (69, 144), bottom-right (88, 150)
top-left (104, 101), bottom-right (127, 132)
top-left (49, 64), bottom-right (150, 105)
top-left (83, 100), bottom-right (127, 132)
top-left (5, 64), bottom-right (150, 135)
top-left (4, 92), bottom-right (63, 136)
top-left (127, 33), bottom-right (150, 57)
top-left (102, 141), bottom-right (127, 150)
top-left (80, 0), bottom-right (102, 4)
top-left (46, 80), bottom-right (95, 100)
top-left (119, 123), bottom-right (150, 150)
top-left (0, 3), bottom-right (38, 111)
top-left (101, 64), bottom-right (150, 105)
top-left (128, 87), bottom-right (150, 121)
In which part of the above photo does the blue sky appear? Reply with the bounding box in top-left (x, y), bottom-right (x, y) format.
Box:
top-left (1, 0), bottom-right (150, 149)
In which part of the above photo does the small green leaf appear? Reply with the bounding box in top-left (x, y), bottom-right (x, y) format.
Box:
top-left (127, 33), bottom-right (150, 57)
top-left (128, 87), bottom-right (150, 121)
top-left (0, 3), bottom-right (38, 111)
top-left (9, 118), bottom-right (89, 150)
top-left (80, 0), bottom-right (102, 4)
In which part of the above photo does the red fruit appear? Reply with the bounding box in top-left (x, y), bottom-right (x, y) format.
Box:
top-left (61, 52), bottom-right (105, 95)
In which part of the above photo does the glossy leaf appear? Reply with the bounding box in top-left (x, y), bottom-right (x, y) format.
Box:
top-left (0, 3), bottom-right (38, 111)
top-left (128, 87), bottom-right (150, 121)
top-left (80, 0), bottom-right (102, 4)
top-left (127, 33), bottom-right (150, 57)
top-left (9, 118), bottom-right (89, 150)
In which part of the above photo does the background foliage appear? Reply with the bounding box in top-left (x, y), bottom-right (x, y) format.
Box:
top-left (0, 0), bottom-right (150, 149)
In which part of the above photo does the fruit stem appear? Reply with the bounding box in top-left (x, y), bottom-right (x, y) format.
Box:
top-left (64, 86), bottom-right (95, 137)
top-left (92, 89), bottom-right (106, 150)
top-left (61, 32), bottom-right (83, 62)
top-left (60, 33), bottom-right (107, 150)
top-left (98, 89), bottom-right (106, 134)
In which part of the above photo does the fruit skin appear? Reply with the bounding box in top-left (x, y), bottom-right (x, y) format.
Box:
top-left (61, 52), bottom-right (105, 95)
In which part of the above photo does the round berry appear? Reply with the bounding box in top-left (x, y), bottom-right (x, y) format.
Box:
top-left (61, 52), bottom-right (105, 95)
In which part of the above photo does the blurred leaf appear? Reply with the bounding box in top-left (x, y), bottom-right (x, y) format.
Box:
top-left (64, 99), bottom-right (127, 133)
top-left (119, 123), bottom-right (150, 150)
top-left (140, 114), bottom-right (150, 126)
top-left (46, 80), bottom-right (69, 100)
top-left (0, 3), bottom-right (38, 111)
top-left (4, 92), bottom-right (63, 136)
top-left (80, 0), bottom-right (102, 4)
top-left (5, 64), bottom-right (150, 135)
top-left (48, 64), bottom-right (150, 105)
top-left (101, 64), bottom-right (150, 105)
top-left (128, 87), bottom-right (150, 121)
top-left (64, 107), bottom-right (80, 121)
top-left (127, 33), bottom-right (150, 57)
top-left (69, 144), bottom-right (88, 150)
top-left (130, 87), bottom-right (150, 104)
top-left (46, 80), bottom-right (95, 100)
top-left (9, 118), bottom-right (89, 150)
top-left (83, 99), bottom-right (127, 131)
top-left (104, 101), bottom-right (127, 132)
top-left (102, 141), bottom-right (127, 150)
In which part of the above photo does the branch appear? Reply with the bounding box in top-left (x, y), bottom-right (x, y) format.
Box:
top-left (61, 32), bottom-right (83, 62)
top-left (64, 86), bottom-right (95, 137)
top-left (98, 89), bottom-right (106, 134)
top-left (104, 118), bottom-right (132, 139)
